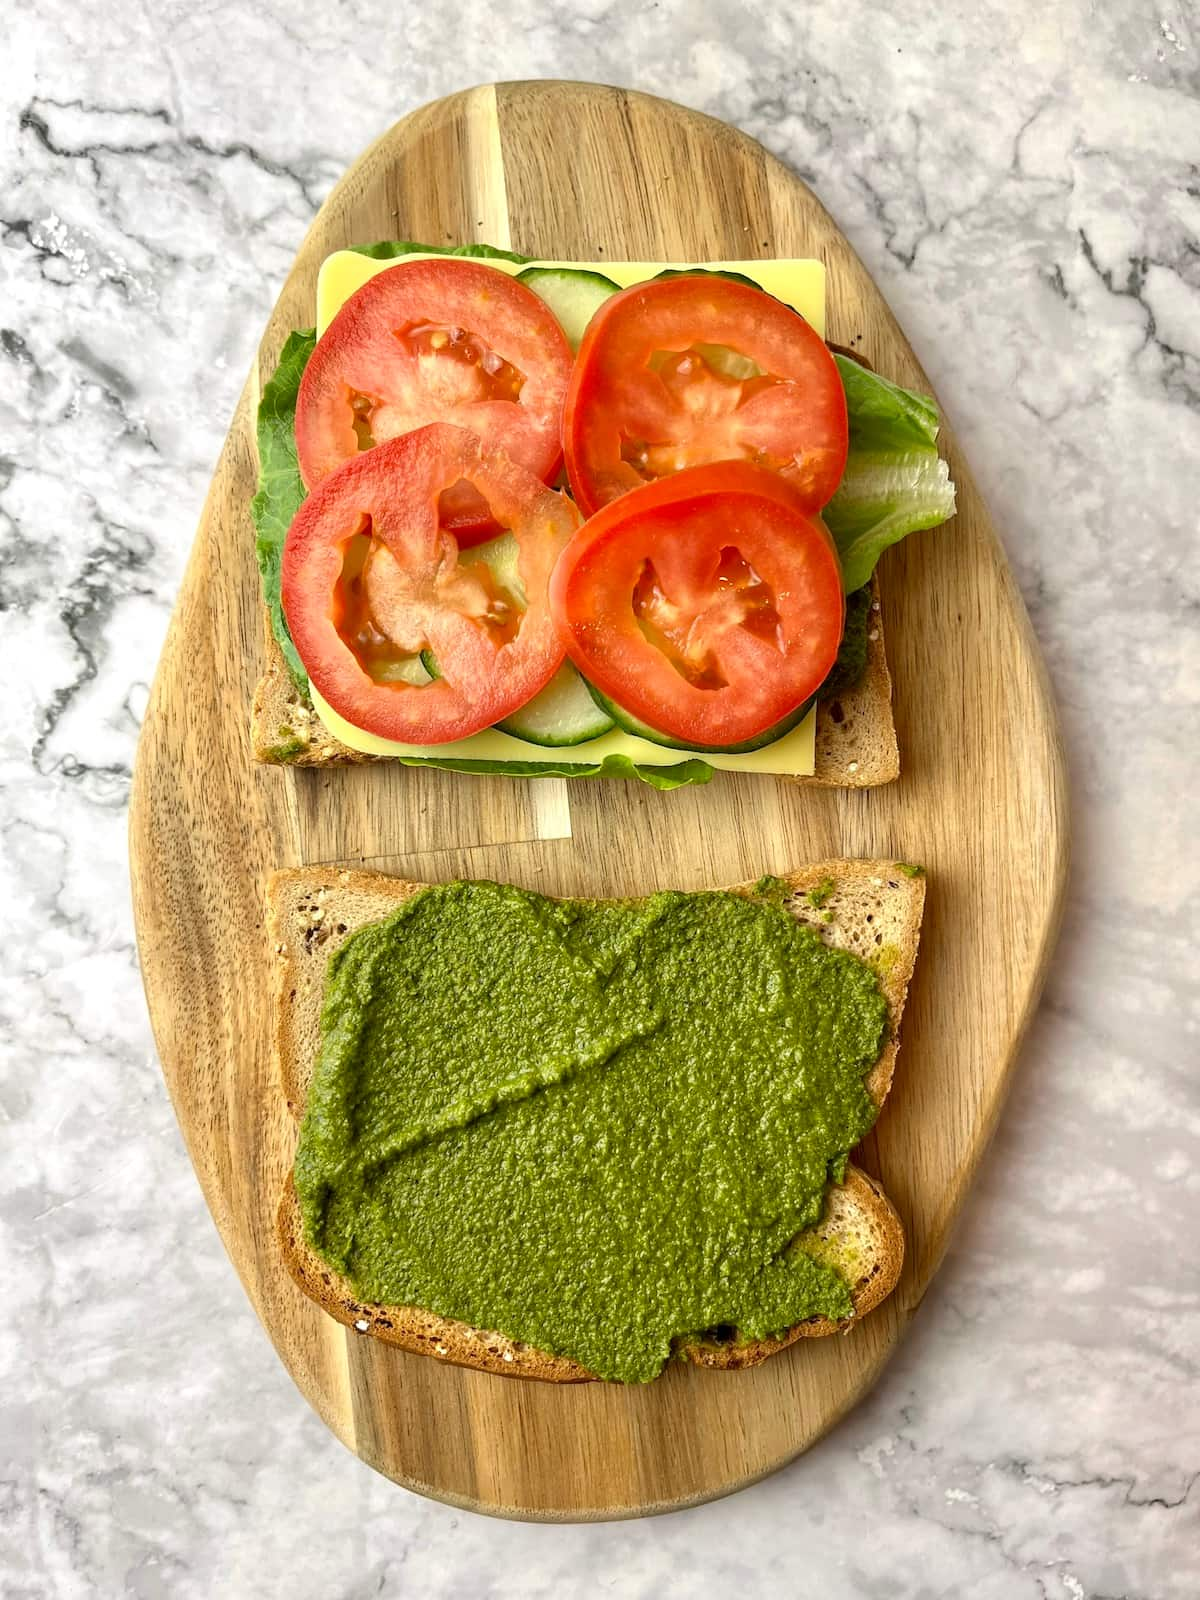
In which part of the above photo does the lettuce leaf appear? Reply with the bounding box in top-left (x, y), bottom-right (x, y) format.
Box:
top-left (251, 328), bottom-right (315, 688)
top-left (352, 241), bottom-right (530, 264)
top-left (395, 753), bottom-right (714, 789)
top-left (824, 354), bottom-right (956, 593)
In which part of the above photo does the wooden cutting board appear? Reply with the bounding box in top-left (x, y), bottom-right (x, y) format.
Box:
top-left (129, 81), bottom-right (1068, 1520)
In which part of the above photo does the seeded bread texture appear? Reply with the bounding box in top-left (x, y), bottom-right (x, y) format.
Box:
top-left (269, 859), bottom-right (924, 1381)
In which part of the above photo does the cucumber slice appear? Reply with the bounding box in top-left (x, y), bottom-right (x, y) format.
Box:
top-left (424, 650), bottom-right (615, 749)
top-left (459, 530), bottom-right (524, 602)
top-left (419, 529), bottom-right (520, 684)
top-left (497, 662), bottom-right (615, 747)
top-left (421, 533), bottom-right (614, 747)
top-left (376, 654), bottom-right (433, 686)
top-left (587, 683), bottom-right (814, 756)
top-left (516, 266), bottom-right (621, 350)
top-left (652, 265), bottom-right (763, 291)
top-left (422, 651), bottom-right (614, 747)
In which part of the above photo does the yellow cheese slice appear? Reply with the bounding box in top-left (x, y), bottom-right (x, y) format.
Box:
top-left (316, 252), bottom-right (825, 337)
top-left (309, 250), bottom-right (825, 775)
top-left (311, 685), bottom-right (814, 774)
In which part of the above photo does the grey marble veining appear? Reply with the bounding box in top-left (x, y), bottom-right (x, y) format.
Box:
top-left (2, 1), bottom-right (1197, 1595)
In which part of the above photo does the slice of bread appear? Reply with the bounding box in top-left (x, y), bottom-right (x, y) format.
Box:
top-left (251, 577), bottom-right (898, 786)
top-left (269, 859), bottom-right (925, 1380)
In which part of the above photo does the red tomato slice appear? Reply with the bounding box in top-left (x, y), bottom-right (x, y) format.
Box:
top-left (549, 461), bottom-right (844, 748)
top-left (283, 423), bottom-right (580, 744)
top-left (295, 258), bottom-right (573, 543)
top-left (563, 275), bottom-right (848, 518)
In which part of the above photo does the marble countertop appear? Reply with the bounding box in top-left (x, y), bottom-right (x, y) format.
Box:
top-left (4, 1), bottom-right (1197, 1594)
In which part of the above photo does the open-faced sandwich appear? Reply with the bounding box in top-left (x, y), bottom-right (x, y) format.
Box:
top-left (270, 859), bottom-right (925, 1383)
top-left (252, 245), bottom-right (956, 787)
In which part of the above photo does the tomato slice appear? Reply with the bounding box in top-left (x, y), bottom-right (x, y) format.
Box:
top-left (563, 275), bottom-right (848, 518)
top-left (549, 461), bottom-right (844, 748)
top-left (295, 258), bottom-right (573, 543)
top-left (282, 423), bottom-right (580, 744)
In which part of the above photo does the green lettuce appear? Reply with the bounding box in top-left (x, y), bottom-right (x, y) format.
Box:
top-left (352, 241), bottom-right (530, 264)
top-left (251, 328), bottom-right (315, 688)
top-left (824, 354), bottom-right (957, 593)
top-left (395, 754), bottom-right (713, 790)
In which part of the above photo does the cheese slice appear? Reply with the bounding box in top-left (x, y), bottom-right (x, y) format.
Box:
top-left (310, 685), bottom-right (814, 774)
top-left (316, 252), bottom-right (825, 338)
top-left (310, 251), bottom-right (825, 775)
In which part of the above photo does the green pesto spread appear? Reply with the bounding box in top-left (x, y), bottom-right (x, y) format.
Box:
top-left (823, 585), bottom-right (873, 698)
top-left (295, 880), bottom-right (889, 1383)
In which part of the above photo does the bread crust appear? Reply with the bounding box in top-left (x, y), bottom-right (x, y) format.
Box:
top-left (269, 860), bottom-right (923, 1382)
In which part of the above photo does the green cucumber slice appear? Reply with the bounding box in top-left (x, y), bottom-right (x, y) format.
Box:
top-left (421, 533), bottom-right (614, 746)
top-left (423, 650), bottom-right (614, 747)
top-left (460, 530), bottom-right (523, 601)
top-left (418, 530), bottom-right (521, 683)
top-left (497, 662), bottom-right (615, 747)
top-left (516, 266), bottom-right (621, 349)
top-left (652, 265), bottom-right (763, 291)
top-left (376, 654), bottom-right (433, 686)
top-left (587, 683), bottom-right (815, 755)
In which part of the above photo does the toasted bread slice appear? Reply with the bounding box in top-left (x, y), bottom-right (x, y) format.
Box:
top-left (250, 578), bottom-right (898, 786)
top-left (269, 860), bottom-right (925, 1380)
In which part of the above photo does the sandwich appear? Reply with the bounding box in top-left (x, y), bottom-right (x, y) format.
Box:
top-left (251, 244), bottom-right (955, 787)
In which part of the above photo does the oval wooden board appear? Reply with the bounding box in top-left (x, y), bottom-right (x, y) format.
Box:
top-left (129, 81), bottom-right (1068, 1520)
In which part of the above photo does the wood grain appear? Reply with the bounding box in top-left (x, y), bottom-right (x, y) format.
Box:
top-left (129, 81), bottom-right (1069, 1520)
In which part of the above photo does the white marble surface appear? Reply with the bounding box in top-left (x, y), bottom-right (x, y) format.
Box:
top-left (2, 1), bottom-right (1197, 1594)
